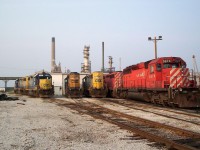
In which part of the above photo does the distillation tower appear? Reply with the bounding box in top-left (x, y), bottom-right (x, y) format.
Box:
top-left (81, 46), bottom-right (91, 73)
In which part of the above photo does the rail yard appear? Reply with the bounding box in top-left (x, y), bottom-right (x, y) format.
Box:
top-left (0, 37), bottom-right (199, 150)
top-left (1, 1), bottom-right (200, 150)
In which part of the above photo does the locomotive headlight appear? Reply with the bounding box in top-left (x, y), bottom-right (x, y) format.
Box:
top-left (179, 88), bottom-right (182, 91)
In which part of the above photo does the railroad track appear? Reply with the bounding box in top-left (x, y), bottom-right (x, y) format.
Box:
top-left (124, 98), bottom-right (200, 117)
top-left (49, 98), bottom-right (200, 150)
top-left (98, 98), bottom-right (200, 126)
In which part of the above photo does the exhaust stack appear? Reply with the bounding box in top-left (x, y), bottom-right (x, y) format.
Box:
top-left (51, 37), bottom-right (62, 73)
top-left (102, 42), bottom-right (104, 72)
top-left (51, 37), bottom-right (56, 72)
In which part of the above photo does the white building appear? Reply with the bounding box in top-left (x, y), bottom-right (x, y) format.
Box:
top-left (51, 73), bottom-right (68, 96)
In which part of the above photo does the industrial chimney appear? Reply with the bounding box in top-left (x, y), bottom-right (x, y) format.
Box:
top-left (101, 42), bottom-right (104, 72)
top-left (51, 37), bottom-right (56, 72)
top-left (51, 37), bottom-right (62, 73)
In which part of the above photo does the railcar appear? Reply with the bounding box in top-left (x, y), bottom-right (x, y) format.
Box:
top-left (14, 79), bottom-right (20, 94)
top-left (104, 71), bottom-right (123, 98)
top-left (82, 71), bottom-right (107, 98)
top-left (105, 57), bottom-right (200, 108)
top-left (14, 71), bottom-right (54, 98)
top-left (14, 77), bottom-right (26, 94)
top-left (64, 72), bottom-right (82, 98)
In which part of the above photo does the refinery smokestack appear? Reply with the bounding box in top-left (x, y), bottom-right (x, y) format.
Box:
top-left (51, 37), bottom-right (55, 72)
top-left (102, 42), bottom-right (104, 72)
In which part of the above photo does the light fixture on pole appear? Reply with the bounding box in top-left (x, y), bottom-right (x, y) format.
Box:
top-left (148, 36), bottom-right (162, 59)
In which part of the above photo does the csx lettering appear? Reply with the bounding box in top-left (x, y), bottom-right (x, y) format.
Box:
top-left (95, 79), bottom-right (102, 82)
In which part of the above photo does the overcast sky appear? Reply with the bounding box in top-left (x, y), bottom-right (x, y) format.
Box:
top-left (0, 0), bottom-right (200, 86)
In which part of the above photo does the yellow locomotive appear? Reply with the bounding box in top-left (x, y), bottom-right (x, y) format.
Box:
top-left (14, 71), bottom-right (54, 98)
top-left (82, 71), bottom-right (107, 98)
top-left (64, 72), bottom-right (82, 98)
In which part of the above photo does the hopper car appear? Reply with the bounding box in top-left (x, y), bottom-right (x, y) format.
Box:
top-left (14, 71), bottom-right (54, 98)
top-left (104, 57), bottom-right (200, 108)
top-left (64, 72), bottom-right (82, 98)
top-left (82, 71), bottom-right (108, 98)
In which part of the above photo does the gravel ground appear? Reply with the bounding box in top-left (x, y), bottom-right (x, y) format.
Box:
top-left (0, 95), bottom-right (163, 150)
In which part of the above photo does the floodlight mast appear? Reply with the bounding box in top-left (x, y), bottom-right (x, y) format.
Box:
top-left (148, 36), bottom-right (162, 59)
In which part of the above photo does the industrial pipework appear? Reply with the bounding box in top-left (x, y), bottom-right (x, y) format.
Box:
top-left (81, 45), bottom-right (91, 73)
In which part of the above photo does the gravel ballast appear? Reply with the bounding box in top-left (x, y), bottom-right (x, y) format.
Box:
top-left (0, 95), bottom-right (162, 150)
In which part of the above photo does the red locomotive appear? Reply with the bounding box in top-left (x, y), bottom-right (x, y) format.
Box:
top-left (104, 57), bottom-right (200, 108)
top-left (104, 71), bottom-right (123, 98)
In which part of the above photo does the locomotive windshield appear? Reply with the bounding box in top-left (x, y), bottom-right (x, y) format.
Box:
top-left (162, 58), bottom-right (186, 69)
top-left (163, 63), bottom-right (186, 69)
top-left (38, 74), bottom-right (52, 79)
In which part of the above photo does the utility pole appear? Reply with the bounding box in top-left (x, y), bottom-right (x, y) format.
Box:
top-left (148, 36), bottom-right (162, 59)
top-left (192, 55), bottom-right (200, 87)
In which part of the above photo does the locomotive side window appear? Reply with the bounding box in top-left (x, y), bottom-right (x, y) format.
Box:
top-left (150, 65), bottom-right (154, 73)
top-left (156, 63), bottom-right (162, 71)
